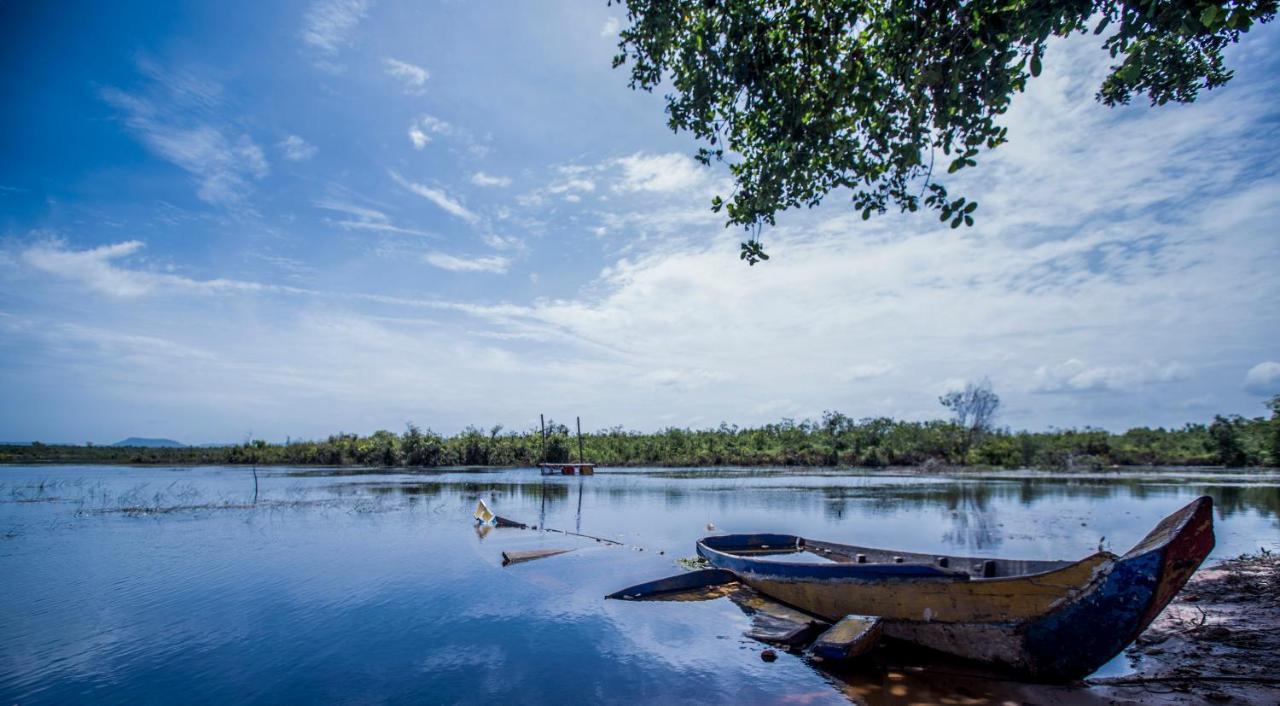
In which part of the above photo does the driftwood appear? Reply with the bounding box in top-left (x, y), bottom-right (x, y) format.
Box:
top-left (501, 548), bottom-right (573, 566)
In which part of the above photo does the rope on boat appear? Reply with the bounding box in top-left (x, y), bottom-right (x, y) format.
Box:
top-left (495, 514), bottom-right (624, 546)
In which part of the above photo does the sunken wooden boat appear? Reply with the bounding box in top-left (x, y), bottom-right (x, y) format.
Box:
top-left (694, 496), bottom-right (1214, 681)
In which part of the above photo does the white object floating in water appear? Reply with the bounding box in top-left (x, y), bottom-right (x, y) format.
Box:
top-left (474, 499), bottom-right (495, 525)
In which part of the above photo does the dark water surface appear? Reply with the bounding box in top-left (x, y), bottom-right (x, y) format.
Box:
top-left (1, 465), bottom-right (1277, 704)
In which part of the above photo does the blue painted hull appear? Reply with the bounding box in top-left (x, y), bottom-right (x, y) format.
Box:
top-left (695, 497), bottom-right (1215, 681)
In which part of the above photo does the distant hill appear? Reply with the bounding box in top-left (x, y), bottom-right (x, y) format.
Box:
top-left (112, 437), bottom-right (186, 448)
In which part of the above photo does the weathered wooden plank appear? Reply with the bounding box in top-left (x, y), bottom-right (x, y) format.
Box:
top-left (810, 615), bottom-right (883, 660)
top-left (731, 590), bottom-right (829, 648)
top-left (501, 548), bottom-right (573, 566)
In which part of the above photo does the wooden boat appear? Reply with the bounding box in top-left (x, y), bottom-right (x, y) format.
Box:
top-left (692, 496), bottom-right (1214, 681)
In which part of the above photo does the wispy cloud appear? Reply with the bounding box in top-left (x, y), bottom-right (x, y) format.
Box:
top-left (601, 17), bottom-right (621, 37)
top-left (407, 114), bottom-right (452, 149)
top-left (278, 134), bottom-right (317, 161)
top-left (21, 239), bottom-right (269, 298)
top-left (13, 238), bottom-right (459, 309)
top-left (470, 172), bottom-right (511, 188)
top-left (314, 200), bottom-right (440, 238)
top-left (423, 252), bottom-right (510, 274)
top-left (389, 171), bottom-right (478, 224)
top-left (518, 165), bottom-right (596, 206)
top-left (101, 67), bottom-right (268, 206)
top-left (1244, 361), bottom-right (1280, 396)
top-left (301, 0), bottom-right (372, 67)
top-left (384, 58), bottom-right (429, 94)
top-left (480, 233), bottom-right (524, 251)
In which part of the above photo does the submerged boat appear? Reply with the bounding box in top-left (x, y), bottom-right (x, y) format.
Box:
top-left (691, 496), bottom-right (1214, 681)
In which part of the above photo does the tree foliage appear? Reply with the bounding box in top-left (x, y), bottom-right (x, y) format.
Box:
top-left (940, 378), bottom-right (1001, 454)
top-left (4, 407), bottom-right (1278, 468)
top-left (610, 0), bottom-right (1275, 261)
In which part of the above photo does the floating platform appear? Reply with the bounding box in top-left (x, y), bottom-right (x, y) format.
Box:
top-left (539, 463), bottom-right (595, 476)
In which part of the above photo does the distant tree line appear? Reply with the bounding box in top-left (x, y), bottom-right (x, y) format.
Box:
top-left (3, 395), bottom-right (1277, 469)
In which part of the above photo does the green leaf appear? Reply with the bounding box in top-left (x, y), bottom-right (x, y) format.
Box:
top-left (613, 0), bottom-right (1260, 259)
top-left (964, 201), bottom-right (978, 213)
top-left (950, 216), bottom-right (963, 228)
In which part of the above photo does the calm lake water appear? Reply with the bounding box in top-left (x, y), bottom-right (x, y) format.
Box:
top-left (1, 465), bottom-right (1277, 704)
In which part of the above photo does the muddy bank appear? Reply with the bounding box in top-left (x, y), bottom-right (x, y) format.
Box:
top-left (1088, 549), bottom-right (1280, 704)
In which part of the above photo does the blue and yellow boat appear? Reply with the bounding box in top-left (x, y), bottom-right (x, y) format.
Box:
top-left (693, 496), bottom-right (1214, 680)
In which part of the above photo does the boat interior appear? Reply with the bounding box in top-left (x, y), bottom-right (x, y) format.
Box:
top-left (707, 534), bottom-right (1108, 579)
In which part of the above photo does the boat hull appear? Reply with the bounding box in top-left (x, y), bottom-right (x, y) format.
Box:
top-left (697, 496), bottom-right (1214, 681)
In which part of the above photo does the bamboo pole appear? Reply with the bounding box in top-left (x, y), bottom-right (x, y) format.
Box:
top-left (577, 416), bottom-right (584, 463)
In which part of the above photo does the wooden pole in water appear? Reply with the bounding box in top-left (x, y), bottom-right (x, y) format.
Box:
top-left (576, 416), bottom-right (584, 463)
top-left (539, 414), bottom-right (546, 464)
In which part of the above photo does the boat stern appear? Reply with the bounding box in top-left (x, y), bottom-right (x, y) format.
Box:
top-left (1020, 496), bottom-right (1215, 681)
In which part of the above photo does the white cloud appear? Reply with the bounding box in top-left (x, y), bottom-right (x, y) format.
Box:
top-left (13, 238), bottom-right (458, 309)
top-left (22, 240), bottom-right (151, 297)
top-left (481, 233), bottom-right (524, 251)
top-left (20, 239), bottom-right (269, 298)
top-left (101, 66), bottom-right (269, 207)
top-left (301, 0), bottom-right (372, 58)
top-left (384, 58), bottom-right (429, 94)
top-left (841, 364), bottom-right (894, 382)
top-left (519, 165), bottom-right (597, 206)
top-left (471, 172), bottom-right (511, 188)
top-left (389, 171), bottom-right (479, 224)
top-left (601, 17), bottom-right (621, 37)
top-left (1032, 359), bottom-right (1190, 394)
top-left (279, 135), bottom-right (317, 161)
top-left (408, 114), bottom-right (452, 149)
top-left (613, 152), bottom-right (709, 193)
top-left (424, 252), bottom-right (510, 274)
top-left (102, 96), bottom-right (270, 205)
top-left (1244, 361), bottom-right (1280, 396)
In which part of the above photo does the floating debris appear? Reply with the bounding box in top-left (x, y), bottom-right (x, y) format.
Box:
top-left (501, 548), bottom-right (573, 566)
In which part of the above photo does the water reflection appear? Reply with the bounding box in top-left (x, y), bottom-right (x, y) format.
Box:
top-left (0, 465), bottom-right (1277, 705)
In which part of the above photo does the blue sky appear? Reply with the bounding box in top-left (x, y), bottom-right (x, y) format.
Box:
top-left (1, 0), bottom-right (1278, 444)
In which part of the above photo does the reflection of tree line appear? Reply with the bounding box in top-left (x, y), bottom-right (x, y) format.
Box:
top-left (365, 481), bottom-right (570, 504)
top-left (353, 476), bottom-right (1279, 535)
